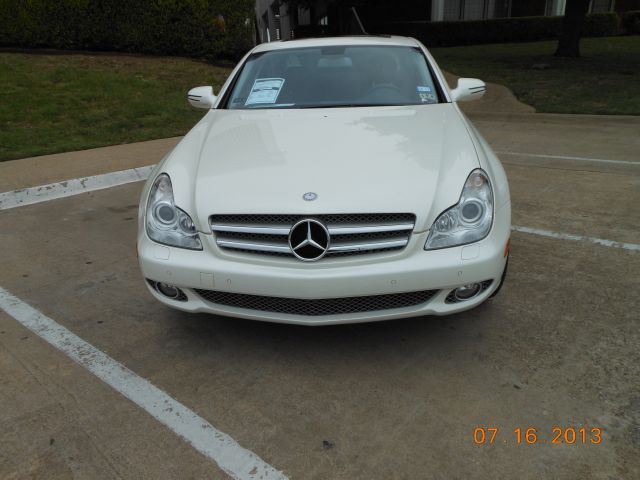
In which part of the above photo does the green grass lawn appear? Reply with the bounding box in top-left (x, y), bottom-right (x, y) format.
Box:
top-left (431, 36), bottom-right (640, 115)
top-left (0, 52), bottom-right (232, 161)
top-left (1, 37), bottom-right (638, 161)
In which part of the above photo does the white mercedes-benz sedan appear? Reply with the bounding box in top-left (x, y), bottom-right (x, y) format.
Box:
top-left (137, 35), bottom-right (511, 325)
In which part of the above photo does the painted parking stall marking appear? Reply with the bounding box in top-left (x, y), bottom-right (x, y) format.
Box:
top-left (496, 151), bottom-right (639, 166)
top-left (0, 165), bottom-right (156, 210)
top-left (511, 226), bottom-right (640, 252)
top-left (0, 286), bottom-right (288, 480)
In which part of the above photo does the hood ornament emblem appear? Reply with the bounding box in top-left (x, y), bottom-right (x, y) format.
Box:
top-left (302, 192), bottom-right (318, 201)
top-left (288, 219), bottom-right (330, 261)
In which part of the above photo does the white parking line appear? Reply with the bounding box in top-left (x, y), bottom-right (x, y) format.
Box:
top-left (0, 165), bottom-right (156, 210)
top-left (497, 151), bottom-right (639, 166)
top-left (0, 286), bottom-right (288, 480)
top-left (511, 226), bottom-right (640, 252)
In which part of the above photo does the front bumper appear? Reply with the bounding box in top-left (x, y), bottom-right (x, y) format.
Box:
top-left (138, 204), bottom-right (510, 325)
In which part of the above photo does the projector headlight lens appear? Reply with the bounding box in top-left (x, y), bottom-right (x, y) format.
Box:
top-left (425, 169), bottom-right (493, 250)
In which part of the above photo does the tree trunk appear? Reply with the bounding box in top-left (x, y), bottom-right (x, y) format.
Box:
top-left (555, 0), bottom-right (591, 57)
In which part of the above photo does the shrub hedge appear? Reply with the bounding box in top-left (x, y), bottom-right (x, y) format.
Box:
top-left (372, 12), bottom-right (619, 47)
top-left (621, 10), bottom-right (640, 34)
top-left (0, 0), bottom-right (255, 60)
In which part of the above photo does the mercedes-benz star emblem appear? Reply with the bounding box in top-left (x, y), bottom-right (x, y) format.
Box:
top-left (288, 219), bottom-right (330, 261)
top-left (302, 192), bottom-right (318, 201)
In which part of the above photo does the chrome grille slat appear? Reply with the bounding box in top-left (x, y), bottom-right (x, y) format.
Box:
top-left (216, 239), bottom-right (290, 253)
top-left (328, 239), bottom-right (408, 252)
top-left (328, 223), bottom-right (414, 234)
top-left (211, 225), bottom-right (291, 235)
top-left (216, 238), bottom-right (407, 253)
top-left (210, 213), bottom-right (416, 259)
top-left (210, 223), bottom-right (414, 236)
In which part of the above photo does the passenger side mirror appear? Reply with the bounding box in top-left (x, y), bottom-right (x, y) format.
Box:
top-left (450, 78), bottom-right (486, 102)
top-left (187, 86), bottom-right (217, 109)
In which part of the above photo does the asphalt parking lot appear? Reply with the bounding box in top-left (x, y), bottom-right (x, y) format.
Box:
top-left (1, 110), bottom-right (639, 479)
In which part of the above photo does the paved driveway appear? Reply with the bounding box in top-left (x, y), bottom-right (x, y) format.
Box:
top-left (1, 108), bottom-right (639, 479)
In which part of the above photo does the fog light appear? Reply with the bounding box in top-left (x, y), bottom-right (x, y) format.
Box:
top-left (454, 283), bottom-right (481, 301)
top-left (156, 282), bottom-right (180, 299)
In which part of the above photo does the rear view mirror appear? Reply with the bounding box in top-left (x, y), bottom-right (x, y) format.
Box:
top-left (187, 86), bottom-right (217, 109)
top-left (450, 78), bottom-right (486, 102)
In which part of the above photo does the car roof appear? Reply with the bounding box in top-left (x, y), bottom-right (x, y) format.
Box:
top-left (252, 35), bottom-right (421, 53)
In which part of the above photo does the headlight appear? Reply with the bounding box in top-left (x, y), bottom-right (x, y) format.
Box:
top-left (145, 174), bottom-right (202, 250)
top-left (425, 169), bottom-right (493, 250)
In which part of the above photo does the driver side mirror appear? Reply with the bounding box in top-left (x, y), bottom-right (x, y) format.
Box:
top-left (450, 78), bottom-right (486, 102)
top-left (187, 86), bottom-right (217, 109)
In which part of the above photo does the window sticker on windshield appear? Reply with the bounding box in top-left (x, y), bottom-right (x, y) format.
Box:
top-left (245, 78), bottom-right (285, 105)
top-left (417, 86), bottom-right (437, 103)
top-left (419, 92), bottom-right (437, 103)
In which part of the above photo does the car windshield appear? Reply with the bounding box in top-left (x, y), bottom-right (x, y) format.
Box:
top-left (225, 45), bottom-right (442, 109)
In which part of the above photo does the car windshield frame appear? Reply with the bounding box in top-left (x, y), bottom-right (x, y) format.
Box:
top-left (220, 44), bottom-right (447, 110)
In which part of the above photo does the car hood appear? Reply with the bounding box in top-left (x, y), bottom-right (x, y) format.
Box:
top-left (166, 104), bottom-right (479, 232)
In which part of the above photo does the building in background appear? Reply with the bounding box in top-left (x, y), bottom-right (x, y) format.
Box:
top-left (434, 0), bottom-right (565, 21)
top-left (255, 0), bottom-right (639, 42)
top-left (431, 0), bottom-right (625, 21)
top-left (255, 0), bottom-right (330, 43)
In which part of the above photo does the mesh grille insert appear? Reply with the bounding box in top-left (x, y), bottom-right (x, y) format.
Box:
top-left (194, 289), bottom-right (438, 316)
top-left (210, 213), bottom-right (416, 225)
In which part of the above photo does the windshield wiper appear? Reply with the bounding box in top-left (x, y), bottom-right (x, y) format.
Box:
top-left (299, 103), bottom-right (405, 109)
top-left (244, 103), bottom-right (296, 109)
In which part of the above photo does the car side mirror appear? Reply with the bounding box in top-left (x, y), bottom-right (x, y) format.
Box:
top-left (450, 78), bottom-right (486, 102)
top-left (187, 86), bottom-right (217, 109)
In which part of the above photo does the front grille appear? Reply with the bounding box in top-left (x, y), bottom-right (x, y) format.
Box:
top-left (194, 289), bottom-right (438, 316)
top-left (210, 213), bottom-right (416, 260)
